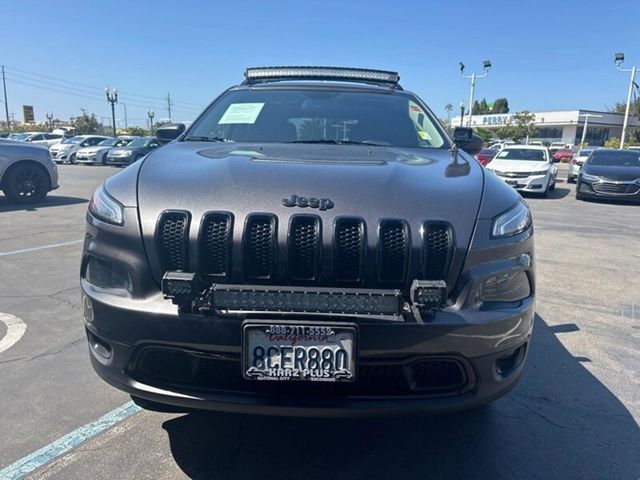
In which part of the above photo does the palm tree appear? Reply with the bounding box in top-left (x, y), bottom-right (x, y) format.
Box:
top-left (444, 103), bottom-right (454, 129)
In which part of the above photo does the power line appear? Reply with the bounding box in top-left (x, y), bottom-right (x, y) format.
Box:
top-left (4, 65), bottom-right (202, 109)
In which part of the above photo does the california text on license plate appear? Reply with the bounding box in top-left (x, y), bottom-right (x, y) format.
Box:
top-left (242, 322), bottom-right (357, 382)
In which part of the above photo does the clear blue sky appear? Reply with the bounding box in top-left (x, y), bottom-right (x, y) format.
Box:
top-left (2, 0), bottom-right (639, 126)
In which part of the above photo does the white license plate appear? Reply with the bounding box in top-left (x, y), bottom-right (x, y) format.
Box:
top-left (242, 322), bottom-right (357, 383)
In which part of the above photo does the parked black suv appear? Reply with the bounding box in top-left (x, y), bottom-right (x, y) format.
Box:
top-left (82, 67), bottom-right (535, 416)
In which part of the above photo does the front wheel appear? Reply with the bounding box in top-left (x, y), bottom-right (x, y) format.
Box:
top-left (69, 153), bottom-right (77, 165)
top-left (3, 163), bottom-right (50, 204)
top-left (567, 175), bottom-right (575, 184)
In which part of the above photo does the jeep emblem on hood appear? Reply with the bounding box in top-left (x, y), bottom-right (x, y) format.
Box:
top-left (282, 194), bottom-right (334, 211)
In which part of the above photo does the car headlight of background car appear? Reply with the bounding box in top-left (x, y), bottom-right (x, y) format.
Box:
top-left (88, 185), bottom-right (124, 226)
top-left (581, 172), bottom-right (600, 182)
top-left (492, 201), bottom-right (532, 238)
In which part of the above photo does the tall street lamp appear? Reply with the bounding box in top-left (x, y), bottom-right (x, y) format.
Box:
top-left (460, 60), bottom-right (491, 128)
top-left (614, 52), bottom-right (637, 149)
top-left (578, 113), bottom-right (602, 147)
top-left (45, 112), bottom-right (54, 131)
top-left (147, 109), bottom-right (155, 134)
top-left (105, 87), bottom-right (118, 137)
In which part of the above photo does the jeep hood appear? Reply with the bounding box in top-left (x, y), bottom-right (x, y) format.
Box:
top-left (136, 142), bottom-right (485, 284)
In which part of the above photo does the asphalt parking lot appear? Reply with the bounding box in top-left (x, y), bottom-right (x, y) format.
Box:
top-left (0, 163), bottom-right (639, 480)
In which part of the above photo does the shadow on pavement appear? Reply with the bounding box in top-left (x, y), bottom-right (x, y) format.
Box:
top-left (162, 315), bottom-right (640, 480)
top-left (0, 195), bottom-right (87, 213)
top-left (522, 187), bottom-right (570, 200)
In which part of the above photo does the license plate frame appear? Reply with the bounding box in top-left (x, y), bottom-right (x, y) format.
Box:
top-left (242, 320), bottom-right (358, 383)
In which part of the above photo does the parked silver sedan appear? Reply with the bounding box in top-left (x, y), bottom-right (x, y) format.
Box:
top-left (76, 136), bottom-right (138, 165)
top-left (0, 140), bottom-right (59, 203)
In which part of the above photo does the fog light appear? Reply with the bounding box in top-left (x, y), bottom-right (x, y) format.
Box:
top-left (162, 271), bottom-right (201, 305)
top-left (410, 280), bottom-right (447, 309)
top-left (87, 331), bottom-right (112, 360)
top-left (85, 256), bottom-right (132, 292)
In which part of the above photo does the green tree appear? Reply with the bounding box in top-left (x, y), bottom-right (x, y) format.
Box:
top-left (72, 110), bottom-right (101, 135)
top-left (479, 98), bottom-right (490, 114)
top-left (474, 127), bottom-right (494, 142)
top-left (444, 103), bottom-right (453, 129)
top-left (494, 111), bottom-right (537, 142)
top-left (472, 100), bottom-right (482, 115)
top-left (123, 126), bottom-right (149, 136)
top-left (492, 98), bottom-right (509, 114)
top-left (604, 137), bottom-right (620, 148)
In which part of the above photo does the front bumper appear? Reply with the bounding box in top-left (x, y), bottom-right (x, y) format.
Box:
top-left (76, 154), bottom-right (102, 164)
top-left (577, 179), bottom-right (640, 201)
top-left (492, 172), bottom-right (550, 193)
top-left (106, 155), bottom-right (133, 165)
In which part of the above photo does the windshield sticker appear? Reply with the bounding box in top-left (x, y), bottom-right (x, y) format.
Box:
top-left (219, 103), bottom-right (265, 124)
top-left (417, 130), bottom-right (431, 141)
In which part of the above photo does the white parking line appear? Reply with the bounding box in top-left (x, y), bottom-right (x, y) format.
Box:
top-left (0, 313), bottom-right (27, 355)
top-left (0, 240), bottom-right (83, 257)
top-left (0, 402), bottom-right (141, 480)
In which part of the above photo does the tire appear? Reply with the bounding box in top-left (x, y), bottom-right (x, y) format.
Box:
top-left (102, 154), bottom-right (108, 166)
top-left (567, 175), bottom-right (575, 184)
top-left (2, 162), bottom-right (50, 204)
top-left (549, 180), bottom-right (556, 192)
top-left (575, 182), bottom-right (583, 200)
top-left (69, 153), bottom-right (77, 165)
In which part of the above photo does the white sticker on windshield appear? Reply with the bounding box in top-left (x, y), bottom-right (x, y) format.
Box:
top-left (219, 103), bottom-right (265, 124)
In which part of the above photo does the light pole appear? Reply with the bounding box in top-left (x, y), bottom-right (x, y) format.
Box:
top-left (460, 60), bottom-right (491, 128)
top-left (578, 113), bottom-right (602, 147)
top-left (147, 109), bottom-right (155, 135)
top-left (614, 52), bottom-right (637, 149)
top-left (45, 112), bottom-right (54, 131)
top-left (459, 102), bottom-right (465, 127)
top-left (105, 87), bottom-right (118, 137)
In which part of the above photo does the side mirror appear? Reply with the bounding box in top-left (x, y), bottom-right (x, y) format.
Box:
top-left (156, 123), bottom-right (186, 145)
top-left (452, 127), bottom-right (484, 155)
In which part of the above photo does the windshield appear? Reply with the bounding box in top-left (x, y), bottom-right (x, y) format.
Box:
top-left (127, 138), bottom-right (148, 147)
top-left (577, 149), bottom-right (593, 157)
top-left (63, 136), bottom-right (84, 144)
top-left (495, 148), bottom-right (547, 161)
top-left (12, 133), bottom-right (30, 141)
top-left (588, 150), bottom-right (640, 167)
top-left (98, 138), bottom-right (118, 146)
top-left (186, 88), bottom-right (447, 149)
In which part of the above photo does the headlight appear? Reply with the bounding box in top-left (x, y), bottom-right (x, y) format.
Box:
top-left (533, 169), bottom-right (549, 175)
top-left (88, 185), bottom-right (124, 225)
top-left (122, 151), bottom-right (132, 156)
top-left (492, 201), bottom-right (532, 238)
top-left (581, 172), bottom-right (599, 182)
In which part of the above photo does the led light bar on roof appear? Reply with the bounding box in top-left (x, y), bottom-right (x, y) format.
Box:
top-left (244, 66), bottom-right (400, 85)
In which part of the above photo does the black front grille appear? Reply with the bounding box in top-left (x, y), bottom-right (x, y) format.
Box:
top-left (244, 214), bottom-right (277, 280)
top-left (289, 216), bottom-right (321, 281)
top-left (592, 182), bottom-right (640, 194)
top-left (156, 211), bottom-right (190, 271)
top-left (200, 213), bottom-right (233, 277)
top-left (422, 223), bottom-right (453, 280)
top-left (333, 218), bottom-right (365, 283)
top-left (378, 220), bottom-right (409, 283)
top-left (132, 347), bottom-right (471, 397)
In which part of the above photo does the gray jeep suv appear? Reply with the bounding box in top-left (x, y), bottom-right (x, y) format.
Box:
top-left (81, 67), bottom-right (535, 416)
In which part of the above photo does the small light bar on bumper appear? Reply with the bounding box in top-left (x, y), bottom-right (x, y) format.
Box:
top-left (209, 284), bottom-right (403, 316)
top-left (244, 66), bottom-right (400, 85)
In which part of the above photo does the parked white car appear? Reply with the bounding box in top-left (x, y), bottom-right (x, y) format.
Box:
top-left (0, 141), bottom-right (59, 203)
top-left (23, 132), bottom-right (65, 147)
top-left (76, 136), bottom-right (138, 165)
top-left (486, 145), bottom-right (558, 197)
top-left (49, 135), bottom-right (110, 164)
top-left (567, 147), bottom-right (596, 183)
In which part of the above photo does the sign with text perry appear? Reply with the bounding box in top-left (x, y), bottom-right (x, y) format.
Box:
top-left (22, 105), bottom-right (35, 124)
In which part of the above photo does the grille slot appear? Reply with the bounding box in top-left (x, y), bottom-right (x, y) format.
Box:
top-left (378, 220), bottom-right (409, 283)
top-left (289, 216), bottom-right (321, 281)
top-left (592, 182), bottom-right (640, 195)
top-left (422, 223), bottom-right (453, 280)
top-left (333, 218), bottom-right (366, 283)
top-left (156, 211), bottom-right (190, 272)
top-left (244, 214), bottom-right (277, 280)
top-left (200, 213), bottom-right (233, 277)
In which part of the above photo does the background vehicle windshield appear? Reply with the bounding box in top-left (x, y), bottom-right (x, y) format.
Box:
top-left (496, 148), bottom-right (546, 161)
top-left (127, 138), bottom-right (148, 147)
top-left (577, 149), bottom-right (594, 157)
top-left (186, 89), bottom-right (447, 149)
top-left (63, 136), bottom-right (84, 144)
top-left (588, 150), bottom-right (640, 167)
top-left (98, 138), bottom-right (118, 147)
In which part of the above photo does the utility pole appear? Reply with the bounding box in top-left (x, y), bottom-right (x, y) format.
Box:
top-left (122, 103), bottom-right (128, 130)
top-left (614, 52), bottom-right (638, 149)
top-left (166, 92), bottom-right (172, 122)
top-left (459, 60), bottom-right (492, 128)
top-left (105, 87), bottom-right (118, 137)
top-left (578, 113), bottom-right (602, 146)
top-left (147, 109), bottom-right (155, 135)
top-left (2, 65), bottom-right (10, 131)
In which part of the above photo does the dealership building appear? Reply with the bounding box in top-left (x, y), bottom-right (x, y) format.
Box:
top-left (450, 110), bottom-right (640, 146)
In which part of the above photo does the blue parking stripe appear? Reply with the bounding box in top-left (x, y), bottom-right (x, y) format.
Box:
top-left (0, 401), bottom-right (141, 480)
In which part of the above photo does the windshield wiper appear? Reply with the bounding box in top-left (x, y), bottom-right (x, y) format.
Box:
top-left (289, 139), bottom-right (388, 146)
top-left (183, 136), bottom-right (232, 143)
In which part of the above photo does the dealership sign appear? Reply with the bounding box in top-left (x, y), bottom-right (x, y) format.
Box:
top-left (481, 114), bottom-right (515, 126)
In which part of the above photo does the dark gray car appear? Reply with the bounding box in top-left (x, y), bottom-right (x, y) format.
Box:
top-left (81, 67), bottom-right (535, 416)
top-left (105, 136), bottom-right (160, 166)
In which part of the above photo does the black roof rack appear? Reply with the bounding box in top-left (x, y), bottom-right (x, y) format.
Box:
top-left (243, 66), bottom-right (401, 88)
